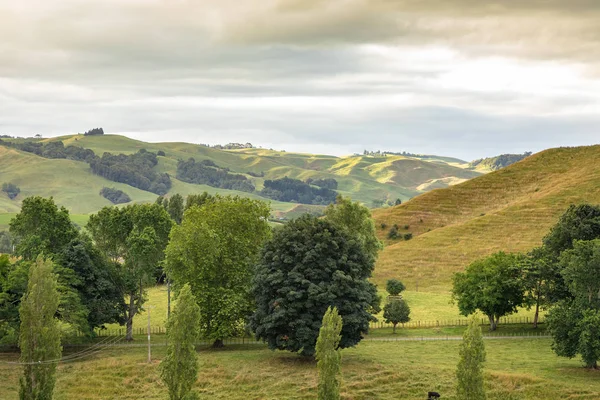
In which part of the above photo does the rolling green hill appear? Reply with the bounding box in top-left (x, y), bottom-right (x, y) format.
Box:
top-left (0, 134), bottom-right (483, 228)
top-left (372, 145), bottom-right (600, 291)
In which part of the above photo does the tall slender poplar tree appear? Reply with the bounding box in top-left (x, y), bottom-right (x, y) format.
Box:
top-left (19, 257), bottom-right (62, 400)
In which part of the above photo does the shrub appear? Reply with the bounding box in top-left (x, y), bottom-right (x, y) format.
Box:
top-left (387, 226), bottom-right (399, 239)
top-left (157, 150), bottom-right (166, 157)
top-left (403, 233), bottom-right (413, 241)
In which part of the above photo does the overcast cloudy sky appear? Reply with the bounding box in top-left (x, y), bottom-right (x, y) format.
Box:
top-left (1, 0), bottom-right (599, 160)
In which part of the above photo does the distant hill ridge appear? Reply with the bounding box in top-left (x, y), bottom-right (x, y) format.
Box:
top-left (0, 133), bottom-right (485, 220)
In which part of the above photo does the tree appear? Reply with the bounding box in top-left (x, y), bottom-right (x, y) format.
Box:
top-left (165, 196), bottom-right (271, 347)
top-left (316, 307), bottom-right (342, 400)
top-left (2, 182), bottom-right (20, 200)
top-left (19, 257), bottom-right (62, 400)
top-left (386, 279), bottom-right (405, 296)
top-left (159, 284), bottom-right (201, 400)
top-left (87, 204), bottom-right (172, 340)
top-left (383, 299), bottom-right (410, 333)
top-left (542, 204), bottom-right (600, 258)
top-left (546, 239), bottom-right (600, 368)
top-left (452, 252), bottom-right (526, 331)
top-left (167, 194), bottom-right (184, 224)
top-left (250, 215), bottom-right (380, 357)
top-left (456, 315), bottom-right (486, 400)
top-left (10, 196), bottom-right (78, 260)
top-left (184, 192), bottom-right (215, 211)
top-left (60, 237), bottom-right (126, 332)
top-left (394, 198), bottom-right (402, 206)
top-left (524, 247), bottom-right (567, 328)
top-left (324, 195), bottom-right (383, 263)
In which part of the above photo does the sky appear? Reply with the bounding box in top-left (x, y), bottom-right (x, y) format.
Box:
top-left (1, 0), bottom-right (599, 161)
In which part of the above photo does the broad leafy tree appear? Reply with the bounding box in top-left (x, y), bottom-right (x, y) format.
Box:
top-left (167, 194), bottom-right (184, 225)
top-left (324, 195), bottom-right (382, 262)
top-left (542, 204), bottom-right (600, 258)
top-left (159, 284), bottom-right (201, 400)
top-left (60, 237), bottom-right (126, 332)
top-left (87, 203), bottom-right (172, 340)
top-left (547, 239), bottom-right (600, 368)
top-left (456, 316), bottom-right (486, 400)
top-left (10, 196), bottom-right (77, 260)
top-left (383, 299), bottom-right (410, 333)
top-left (316, 307), bottom-right (342, 400)
top-left (19, 257), bottom-right (62, 400)
top-left (250, 215), bottom-right (380, 356)
top-left (165, 196), bottom-right (271, 347)
top-left (452, 252), bottom-right (526, 331)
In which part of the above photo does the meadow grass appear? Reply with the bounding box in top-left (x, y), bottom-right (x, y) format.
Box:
top-left (1, 338), bottom-right (597, 399)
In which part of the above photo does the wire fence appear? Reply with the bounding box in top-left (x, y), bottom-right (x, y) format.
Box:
top-left (367, 315), bottom-right (545, 330)
top-left (78, 315), bottom-right (544, 338)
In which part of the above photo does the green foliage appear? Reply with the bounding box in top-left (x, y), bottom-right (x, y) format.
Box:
top-left (316, 307), bottom-right (342, 400)
top-left (10, 196), bottom-right (78, 260)
top-left (165, 196), bottom-right (270, 346)
top-left (184, 192), bottom-right (215, 211)
top-left (403, 233), bottom-right (413, 241)
top-left (0, 231), bottom-right (12, 253)
top-left (260, 177), bottom-right (337, 205)
top-left (99, 187), bottom-right (131, 204)
top-left (159, 284), bottom-right (201, 400)
top-left (167, 194), bottom-right (184, 224)
top-left (469, 152), bottom-right (531, 171)
top-left (84, 127), bottom-right (104, 136)
top-left (452, 252), bottom-right (526, 330)
top-left (19, 257), bottom-right (62, 400)
top-left (90, 149), bottom-right (171, 195)
top-left (324, 195), bottom-right (382, 263)
top-left (387, 226), bottom-right (399, 239)
top-left (306, 178), bottom-right (338, 190)
top-left (542, 204), bottom-right (600, 258)
top-left (385, 279), bottom-right (406, 296)
top-left (383, 299), bottom-right (410, 333)
top-left (176, 158), bottom-right (255, 193)
top-left (547, 239), bottom-right (600, 368)
top-left (87, 203), bottom-right (173, 340)
top-left (456, 316), bottom-right (486, 400)
top-left (250, 215), bottom-right (380, 357)
top-left (2, 182), bottom-right (20, 200)
top-left (560, 239), bottom-right (600, 306)
top-left (60, 237), bottom-right (126, 332)
top-left (395, 198), bottom-right (402, 206)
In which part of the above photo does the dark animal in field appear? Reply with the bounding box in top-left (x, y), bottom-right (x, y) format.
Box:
top-left (427, 392), bottom-right (441, 399)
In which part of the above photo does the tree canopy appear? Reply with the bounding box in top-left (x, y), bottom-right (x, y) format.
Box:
top-left (165, 196), bottom-right (271, 347)
top-left (452, 252), bottom-right (526, 330)
top-left (250, 215), bottom-right (380, 356)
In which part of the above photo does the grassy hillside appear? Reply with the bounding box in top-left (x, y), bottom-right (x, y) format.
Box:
top-left (373, 145), bottom-right (600, 291)
top-left (0, 134), bottom-right (482, 220)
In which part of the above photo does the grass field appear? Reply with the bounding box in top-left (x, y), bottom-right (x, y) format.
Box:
top-left (110, 286), bottom-right (543, 335)
top-left (373, 145), bottom-right (600, 290)
top-left (1, 338), bottom-right (597, 399)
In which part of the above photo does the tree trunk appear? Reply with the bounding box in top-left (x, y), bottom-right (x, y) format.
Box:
top-left (126, 293), bottom-right (137, 341)
top-left (488, 315), bottom-right (497, 331)
top-left (212, 339), bottom-right (224, 348)
top-left (393, 323), bottom-right (397, 334)
top-left (533, 302), bottom-right (540, 329)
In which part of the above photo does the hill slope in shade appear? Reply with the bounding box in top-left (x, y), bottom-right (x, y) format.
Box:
top-left (372, 145), bottom-right (600, 292)
top-left (0, 134), bottom-right (482, 216)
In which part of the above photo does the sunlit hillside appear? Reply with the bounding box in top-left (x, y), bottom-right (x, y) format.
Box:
top-left (373, 145), bottom-right (600, 291)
